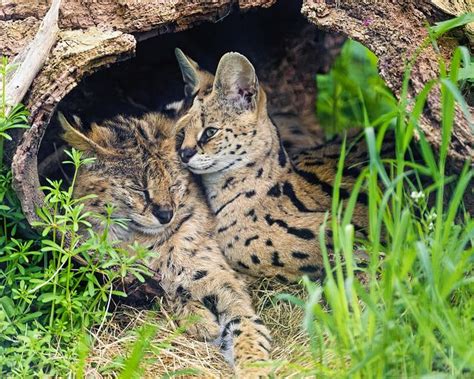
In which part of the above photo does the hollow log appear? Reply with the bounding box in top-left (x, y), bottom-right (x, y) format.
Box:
top-left (1, 1), bottom-right (473, 294)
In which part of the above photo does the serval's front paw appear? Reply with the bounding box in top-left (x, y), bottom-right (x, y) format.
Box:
top-left (179, 300), bottom-right (220, 341)
top-left (185, 317), bottom-right (220, 341)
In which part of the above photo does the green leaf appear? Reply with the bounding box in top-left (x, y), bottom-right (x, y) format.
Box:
top-left (0, 296), bottom-right (17, 317)
top-left (430, 13), bottom-right (474, 39)
top-left (37, 293), bottom-right (61, 303)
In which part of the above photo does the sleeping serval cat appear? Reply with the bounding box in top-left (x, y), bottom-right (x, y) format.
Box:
top-left (175, 49), bottom-right (373, 283)
top-left (59, 112), bottom-right (271, 377)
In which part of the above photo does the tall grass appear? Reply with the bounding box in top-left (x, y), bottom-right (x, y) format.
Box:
top-left (284, 16), bottom-right (474, 378)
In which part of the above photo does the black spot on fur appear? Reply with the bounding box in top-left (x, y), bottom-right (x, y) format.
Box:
top-left (202, 295), bottom-right (219, 320)
top-left (217, 220), bottom-right (237, 233)
top-left (283, 141), bottom-right (293, 149)
top-left (292, 251), bottom-right (310, 259)
top-left (251, 254), bottom-right (261, 264)
top-left (245, 190), bottom-right (256, 198)
top-left (215, 192), bottom-right (243, 215)
top-left (258, 341), bottom-right (271, 353)
top-left (244, 208), bottom-right (258, 222)
top-left (222, 177), bottom-right (235, 190)
top-left (193, 270), bottom-right (208, 280)
top-left (266, 239), bottom-right (273, 246)
top-left (256, 168), bottom-right (264, 178)
top-left (271, 252), bottom-right (285, 267)
top-left (177, 285), bottom-right (191, 302)
top-left (244, 235), bottom-right (259, 246)
top-left (222, 282), bottom-right (235, 292)
top-left (276, 274), bottom-right (289, 283)
top-left (91, 200), bottom-right (101, 207)
top-left (267, 183), bottom-right (281, 197)
top-left (264, 214), bottom-right (315, 240)
top-left (220, 340), bottom-right (228, 352)
top-left (173, 213), bottom-right (193, 234)
top-left (222, 317), bottom-right (241, 338)
top-left (278, 144), bottom-right (287, 168)
top-left (290, 127), bottom-right (304, 135)
top-left (256, 329), bottom-right (272, 344)
top-left (238, 261), bottom-right (250, 270)
top-left (299, 265), bottom-right (321, 273)
top-left (293, 167), bottom-right (335, 196)
top-left (273, 125), bottom-right (287, 168)
top-left (282, 181), bottom-right (316, 212)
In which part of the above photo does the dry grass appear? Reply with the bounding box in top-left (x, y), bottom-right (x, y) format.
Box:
top-left (85, 279), bottom-right (315, 378)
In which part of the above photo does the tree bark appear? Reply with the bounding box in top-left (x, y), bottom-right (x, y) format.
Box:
top-left (5, 0), bottom-right (61, 112)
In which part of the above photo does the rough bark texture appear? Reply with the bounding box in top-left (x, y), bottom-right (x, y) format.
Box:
top-left (1, 1), bottom-right (473, 293)
top-left (302, 0), bottom-right (473, 167)
top-left (5, 0), bottom-right (61, 112)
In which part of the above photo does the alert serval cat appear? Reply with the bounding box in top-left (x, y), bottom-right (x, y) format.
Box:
top-left (59, 112), bottom-right (271, 377)
top-left (175, 50), bottom-right (373, 283)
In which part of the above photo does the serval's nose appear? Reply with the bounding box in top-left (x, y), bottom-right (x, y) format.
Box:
top-left (151, 204), bottom-right (174, 224)
top-left (179, 147), bottom-right (197, 163)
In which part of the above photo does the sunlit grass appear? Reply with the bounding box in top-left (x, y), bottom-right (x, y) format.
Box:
top-left (283, 15), bottom-right (474, 378)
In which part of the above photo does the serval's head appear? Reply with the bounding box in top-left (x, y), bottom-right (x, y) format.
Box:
top-left (175, 49), bottom-right (271, 175)
top-left (59, 112), bottom-right (188, 237)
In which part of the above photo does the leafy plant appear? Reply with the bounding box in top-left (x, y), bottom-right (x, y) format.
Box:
top-left (316, 39), bottom-right (397, 135)
top-left (282, 15), bottom-right (474, 378)
top-left (0, 147), bottom-right (152, 376)
top-left (1, 56), bottom-right (153, 375)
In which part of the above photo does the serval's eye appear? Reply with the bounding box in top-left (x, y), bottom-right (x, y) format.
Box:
top-left (128, 185), bottom-right (144, 193)
top-left (204, 127), bottom-right (218, 139)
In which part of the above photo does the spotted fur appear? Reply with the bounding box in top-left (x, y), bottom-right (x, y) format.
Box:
top-left (59, 112), bottom-right (271, 376)
top-left (175, 51), bottom-right (373, 283)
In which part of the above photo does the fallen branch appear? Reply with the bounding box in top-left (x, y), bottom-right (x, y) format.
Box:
top-left (5, 0), bottom-right (61, 112)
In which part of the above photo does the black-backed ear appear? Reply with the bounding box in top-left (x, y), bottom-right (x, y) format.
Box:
top-left (58, 112), bottom-right (111, 156)
top-left (175, 48), bottom-right (200, 98)
top-left (213, 52), bottom-right (258, 112)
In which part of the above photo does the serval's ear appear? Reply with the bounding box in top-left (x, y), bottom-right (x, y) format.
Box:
top-left (213, 52), bottom-right (258, 112)
top-left (175, 48), bottom-right (201, 98)
top-left (58, 112), bottom-right (112, 156)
